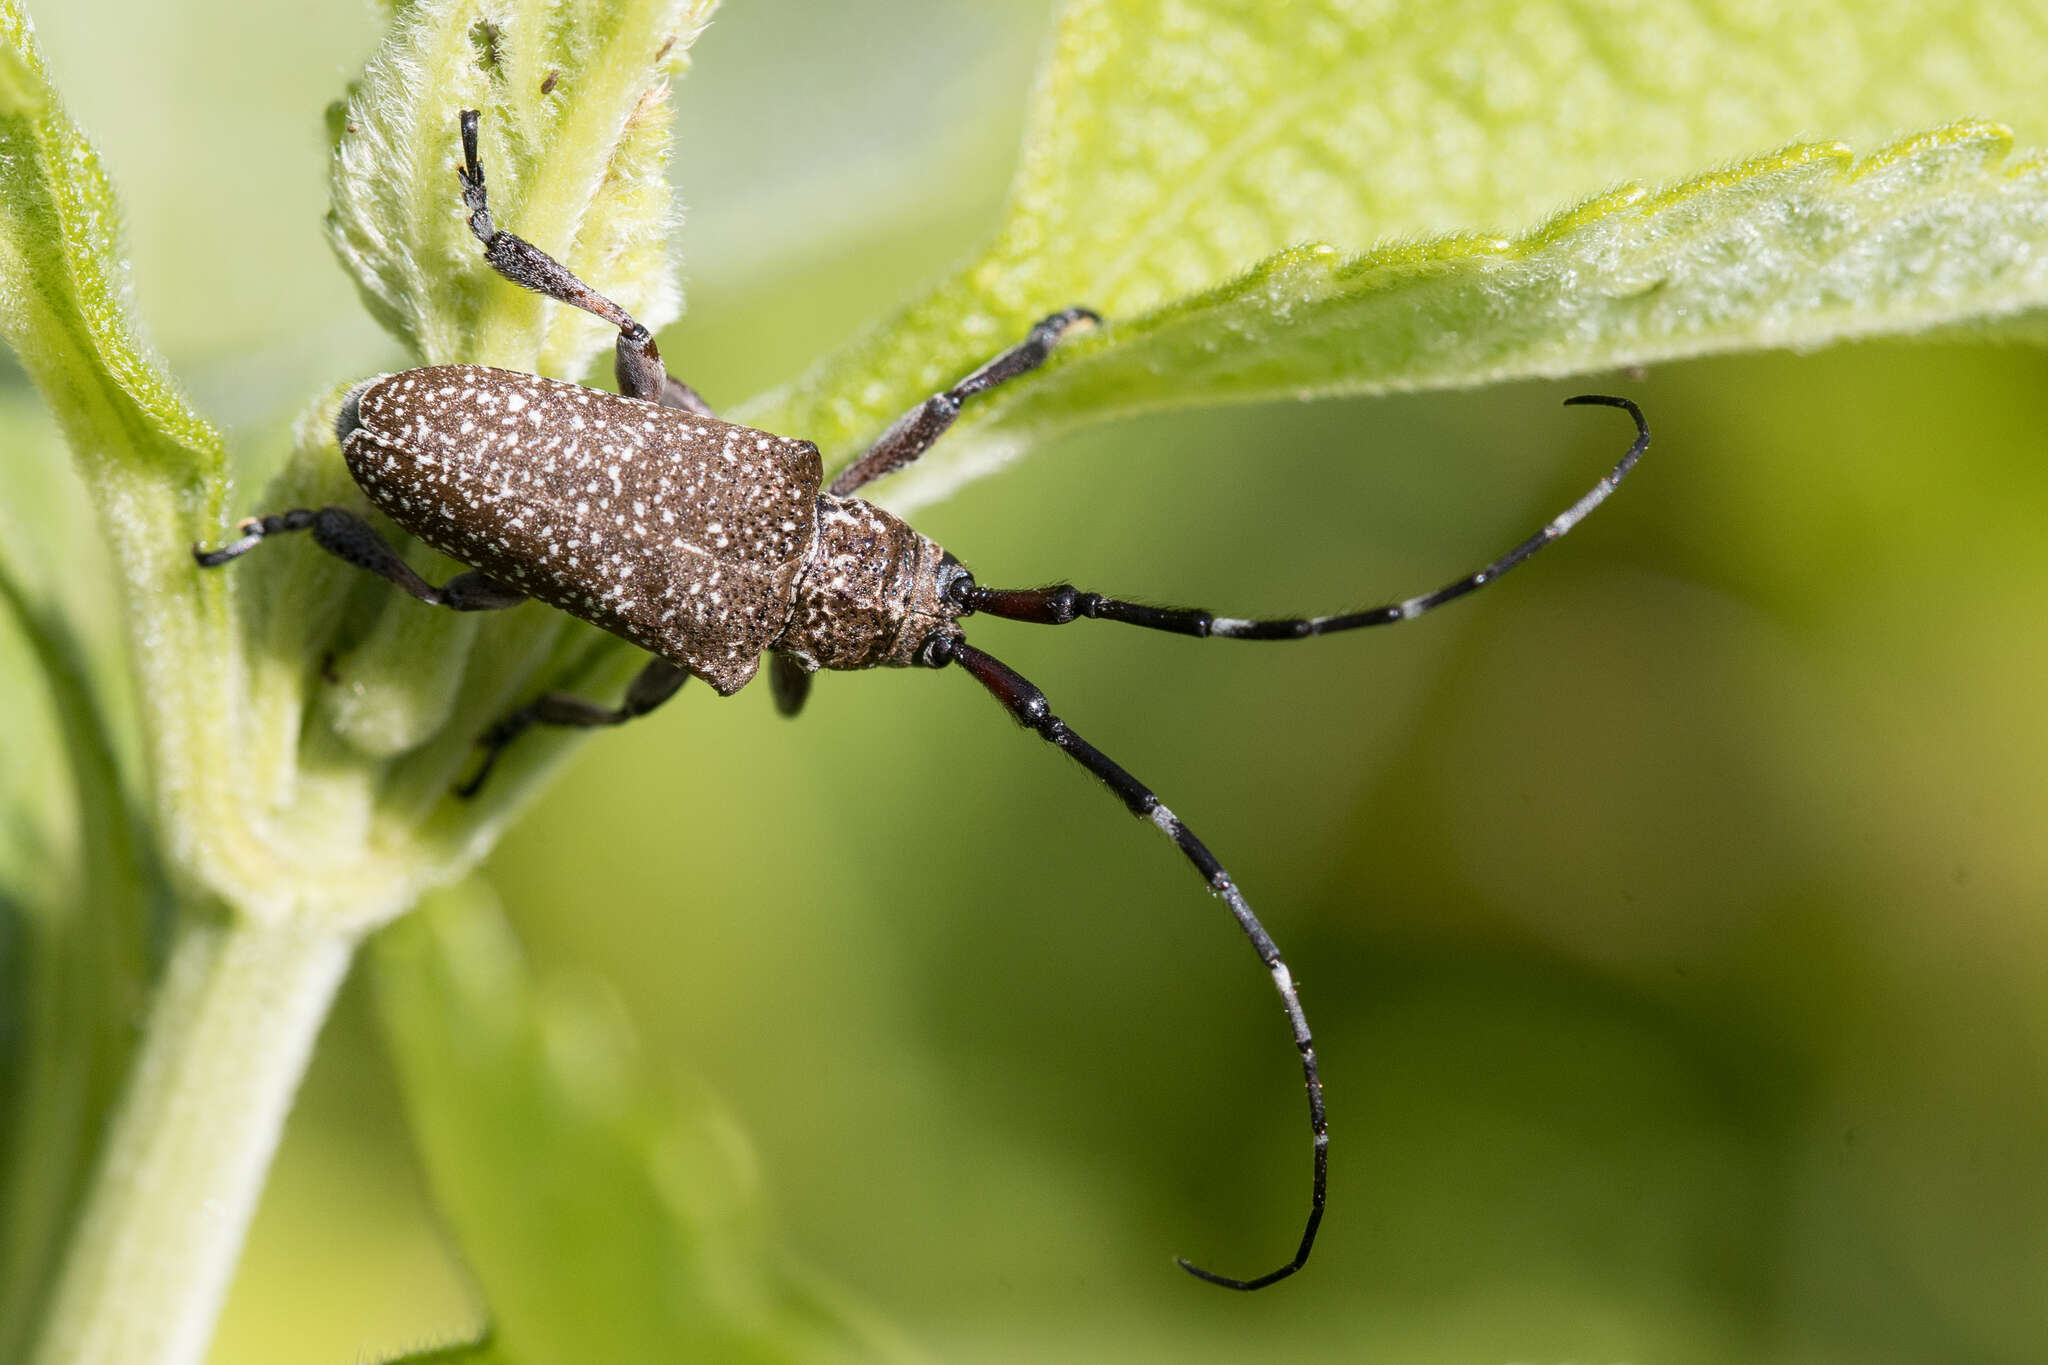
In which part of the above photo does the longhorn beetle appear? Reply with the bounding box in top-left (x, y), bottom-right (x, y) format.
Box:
top-left (196, 110), bottom-right (1651, 1291)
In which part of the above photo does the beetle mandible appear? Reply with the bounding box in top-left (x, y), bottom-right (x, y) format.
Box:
top-left (195, 109), bottom-right (1651, 1290)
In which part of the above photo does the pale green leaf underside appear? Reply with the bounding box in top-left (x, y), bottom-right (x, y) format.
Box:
top-left (371, 885), bottom-right (908, 1365)
top-left (742, 0), bottom-right (2048, 494)
top-left (875, 122), bottom-right (2048, 511)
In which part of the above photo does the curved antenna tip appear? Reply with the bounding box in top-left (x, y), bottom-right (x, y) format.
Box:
top-left (1175, 1253), bottom-right (1307, 1293)
top-left (1561, 392), bottom-right (1649, 434)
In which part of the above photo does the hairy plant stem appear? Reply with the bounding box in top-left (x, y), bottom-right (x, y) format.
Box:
top-left (28, 911), bottom-right (356, 1365)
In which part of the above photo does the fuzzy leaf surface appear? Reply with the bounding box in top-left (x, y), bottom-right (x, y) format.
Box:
top-left (328, 0), bottom-right (713, 378)
top-left (737, 0), bottom-right (2048, 508)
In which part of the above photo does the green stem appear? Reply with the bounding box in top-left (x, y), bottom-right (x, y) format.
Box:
top-left (27, 912), bottom-right (356, 1365)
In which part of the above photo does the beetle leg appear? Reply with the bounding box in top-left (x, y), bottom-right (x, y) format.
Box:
top-left (827, 307), bottom-right (1101, 496)
top-left (191, 506), bottom-right (527, 611)
top-left (658, 375), bottom-right (715, 416)
top-left (457, 109), bottom-right (698, 409)
top-left (457, 657), bottom-right (688, 798)
top-left (768, 651), bottom-right (815, 718)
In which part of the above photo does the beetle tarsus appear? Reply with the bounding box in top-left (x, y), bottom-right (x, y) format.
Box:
top-left (458, 658), bottom-right (690, 798)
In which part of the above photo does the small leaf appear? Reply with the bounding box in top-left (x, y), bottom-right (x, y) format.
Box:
top-left (328, 0), bottom-right (715, 379)
top-left (0, 4), bottom-right (222, 494)
top-left (371, 883), bottom-right (909, 1365)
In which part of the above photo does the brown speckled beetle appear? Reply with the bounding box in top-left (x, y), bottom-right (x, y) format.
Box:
top-left (196, 109), bottom-right (1651, 1291)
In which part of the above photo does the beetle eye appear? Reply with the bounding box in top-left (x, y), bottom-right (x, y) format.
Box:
top-left (334, 378), bottom-right (377, 446)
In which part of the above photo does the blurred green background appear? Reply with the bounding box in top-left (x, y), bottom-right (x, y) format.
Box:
top-left (6, 1), bottom-right (2048, 1362)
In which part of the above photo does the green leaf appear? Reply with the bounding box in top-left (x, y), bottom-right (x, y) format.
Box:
top-left (1000, 0), bottom-right (2048, 306)
top-left (0, 7), bottom-right (222, 492)
top-left (870, 124), bottom-right (2048, 510)
top-left (378, 1333), bottom-right (515, 1365)
top-left (740, 0), bottom-right (2048, 502)
top-left (370, 883), bottom-right (910, 1365)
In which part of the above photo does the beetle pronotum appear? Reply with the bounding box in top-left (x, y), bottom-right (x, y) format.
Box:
top-left (195, 110), bottom-right (1650, 1289)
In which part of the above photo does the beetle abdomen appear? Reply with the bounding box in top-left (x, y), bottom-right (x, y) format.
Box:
top-left (340, 365), bottom-right (822, 694)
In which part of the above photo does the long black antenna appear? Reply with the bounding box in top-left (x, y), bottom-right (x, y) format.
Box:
top-left (933, 636), bottom-right (1325, 1291)
top-left (954, 395), bottom-right (1649, 639)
